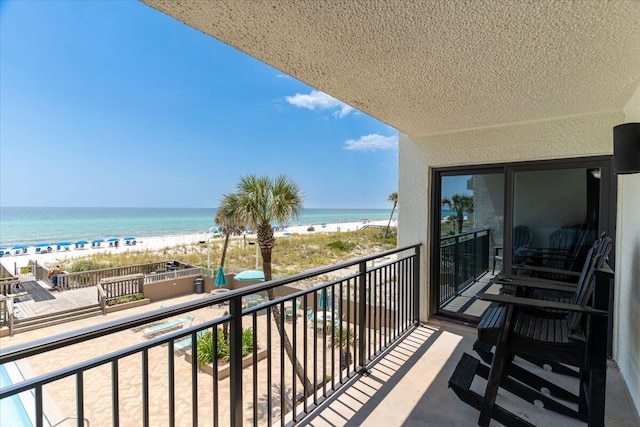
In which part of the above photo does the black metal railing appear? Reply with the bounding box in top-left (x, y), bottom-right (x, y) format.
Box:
top-left (0, 244), bottom-right (421, 427)
top-left (439, 229), bottom-right (489, 305)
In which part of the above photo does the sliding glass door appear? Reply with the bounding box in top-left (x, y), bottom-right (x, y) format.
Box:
top-left (431, 156), bottom-right (615, 324)
top-left (432, 169), bottom-right (504, 322)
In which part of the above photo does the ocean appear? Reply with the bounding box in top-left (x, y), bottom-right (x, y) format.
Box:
top-left (0, 207), bottom-right (397, 247)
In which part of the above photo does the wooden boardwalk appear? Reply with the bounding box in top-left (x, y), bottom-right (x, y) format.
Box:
top-left (14, 282), bottom-right (98, 319)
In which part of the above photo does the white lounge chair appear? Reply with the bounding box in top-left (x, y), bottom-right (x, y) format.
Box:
top-left (143, 314), bottom-right (194, 337)
top-left (174, 329), bottom-right (206, 353)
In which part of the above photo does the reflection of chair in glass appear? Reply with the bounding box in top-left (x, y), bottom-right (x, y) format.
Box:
top-left (492, 225), bottom-right (531, 274)
top-left (515, 224), bottom-right (595, 280)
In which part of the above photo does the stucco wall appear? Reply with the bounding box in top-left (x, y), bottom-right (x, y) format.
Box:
top-left (617, 85), bottom-right (640, 418)
top-left (399, 107), bottom-right (639, 416)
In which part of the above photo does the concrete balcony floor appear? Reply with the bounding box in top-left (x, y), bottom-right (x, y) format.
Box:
top-left (299, 320), bottom-right (639, 427)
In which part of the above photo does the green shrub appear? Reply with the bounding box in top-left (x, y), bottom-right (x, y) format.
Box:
top-left (106, 293), bottom-right (144, 306)
top-left (327, 240), bottom-right (355, 252)
top-left (196, 327), bottom-right (254, 366)
top-left (333, 326), bottom-right (355, 349)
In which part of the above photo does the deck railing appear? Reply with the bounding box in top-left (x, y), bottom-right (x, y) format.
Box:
top-left (57, 261), bottom-right (187, 291)
top-left (143, 267), bottom-right (202, 284)
top-left (99, 274), bottom-right (145, 306)
top-left (0, 296), bottom-right (11, 331)
top-left (0, 244), bottom-right (421, 427)
top-left (439, 229), bottom-right (490, 305)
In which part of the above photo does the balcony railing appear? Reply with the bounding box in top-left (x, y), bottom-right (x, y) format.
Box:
top-left (0, 244), bottom-right (421, 427)
top-left (439, 229), bottom-right (490, 305)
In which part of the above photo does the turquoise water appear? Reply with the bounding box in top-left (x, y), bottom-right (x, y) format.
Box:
top-left (0, 207), bottom-right (396, 247)
top-left (0, 364), bottom-right (33, 427)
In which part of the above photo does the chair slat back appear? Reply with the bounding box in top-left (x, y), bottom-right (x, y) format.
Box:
top-left (568, 234), bottom-right (612, 333)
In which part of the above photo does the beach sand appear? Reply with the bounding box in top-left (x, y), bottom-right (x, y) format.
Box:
top-left (1, 219), bottom-right (395, 270)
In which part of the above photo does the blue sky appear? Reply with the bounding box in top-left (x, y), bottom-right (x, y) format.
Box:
top-left (0, 1), bottom-right (398, 209)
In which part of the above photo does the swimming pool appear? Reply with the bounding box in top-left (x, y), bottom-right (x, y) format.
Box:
top-left (0, 363), bottom-right (36, 427)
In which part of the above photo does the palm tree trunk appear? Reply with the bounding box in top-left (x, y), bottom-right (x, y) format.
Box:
top-left (456, 211), bottom-right (464, 234)
top-left (384, 202), bottom-right (397, 238)
top-left (258, 225), bottom-right (315, 396)
top-left (220, 233), bottom-right (230, 268)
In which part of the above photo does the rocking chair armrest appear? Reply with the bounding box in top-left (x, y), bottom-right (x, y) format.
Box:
top-left (492, 278), bottom-right (577, 293)
top-left (512, 264), bottom-right (581, 277)
top-left (476, 293), bottom-right (608, 315)
top-left (494, 274), bottom-right (577, 287)
top-left (595, 264), bottom-right (615, 279)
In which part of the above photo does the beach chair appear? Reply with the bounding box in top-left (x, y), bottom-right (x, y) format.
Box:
top-left (284, 298), bottom-right (301, 320)
top-left (174, 329), bottom-right (206, 353)
top-left (450, 237), bottom-right (613, 427)
top-left (143, 314), bottom-right (194, 337)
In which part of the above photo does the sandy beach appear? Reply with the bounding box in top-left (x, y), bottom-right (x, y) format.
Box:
top-left (1, 219), bottom-right (395, 270)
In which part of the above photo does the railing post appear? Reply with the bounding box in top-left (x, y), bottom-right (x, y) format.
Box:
top-left (8, 300), bottom-right (14, 336)
top-left (229, 295), bottom-right (243, 427)
top-left (357, 260), bottom-right (367, 372)
top-left (453, 235), bottom-right (460, 293)
top-left (413, 245), bottom-right (420, 323)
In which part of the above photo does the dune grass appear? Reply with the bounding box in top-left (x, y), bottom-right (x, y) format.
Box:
top-left (60, 228), bottom-right (396, 277)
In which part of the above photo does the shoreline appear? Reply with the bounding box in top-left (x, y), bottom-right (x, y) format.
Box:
top-left (1, 219), bottom-right (395, 269)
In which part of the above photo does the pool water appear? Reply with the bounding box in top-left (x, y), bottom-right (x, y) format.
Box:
top-left (0, 363), bottom-right (35, 427)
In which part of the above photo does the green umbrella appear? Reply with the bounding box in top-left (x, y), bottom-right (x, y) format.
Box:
top-left (214, 266), bottom-right (227, 286)
top-left (319, 288), bottom-right (330, 309)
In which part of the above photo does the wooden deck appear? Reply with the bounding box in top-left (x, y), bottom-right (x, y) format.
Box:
top-left (13, 282), bottom-right (98, 319)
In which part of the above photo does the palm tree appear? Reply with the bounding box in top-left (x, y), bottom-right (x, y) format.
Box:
top-left (442, 194), bottom-right (474, 234)
top-left (225, 174), bottom-right (313, 394)
top-left (384, 192), bottom-right (398, 238)
top-left (445, 214), bottom-right (457, 234)
top-left (215, 193), bottom-right (246, 269)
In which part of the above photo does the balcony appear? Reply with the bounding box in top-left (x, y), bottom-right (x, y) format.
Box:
top-left (1, 244), bottom-right (638, 426)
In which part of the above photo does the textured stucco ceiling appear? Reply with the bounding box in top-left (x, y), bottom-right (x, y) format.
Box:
top-left (142, 0), bottom-right (640, 137)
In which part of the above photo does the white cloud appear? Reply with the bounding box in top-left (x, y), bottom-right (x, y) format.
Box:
top-left (275, 74), bottom-right (291, 79)
top-left (286, 90), bottom-right (354, 118)
top-left (344, 134), bottom-right (398, 152)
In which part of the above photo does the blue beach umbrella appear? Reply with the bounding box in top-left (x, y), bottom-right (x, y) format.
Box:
top-left (319, 288), bottom-right (331, 309)
top-left (35, 242), bottom-right (51, 253)
top-left (214, 266), bottom-right (227, 287)
top-left (91, 239), bottom-right (105, 248)
top-left (12, 244), bottom-right (28, 254)
top-left (124, 237), bottom-right (135, 241)
top-left (234, 270), bottom-right (265, 281)
top-left (75, 240), bottom-right (89, 245)
top-left (56, 241), bottom-right (71, 246)
top-left (107, 238), bottom-right (120, 242)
